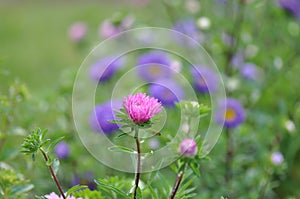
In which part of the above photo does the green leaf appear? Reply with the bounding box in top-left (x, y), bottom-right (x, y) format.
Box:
top-left (148, 185), bottom-right (159, 199)
top-left (52, 158), bottom-right (60, 175)
top-left (11, 184), bottom-right (34, 195)
top-left (47, 136), bottom-right (65, 153)
top-left (114, 132), bottom-right (128, 140)
top-left (189, 162), bottom-right (201, 177)
top-left (95, 179), bottom-right (131, 199)
top-left (66, 185), bottom-right (88, 197)
top-left (108, 145), bottom-right (135, 153)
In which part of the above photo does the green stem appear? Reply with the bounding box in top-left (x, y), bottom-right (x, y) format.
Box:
top-left (40, 148), bottom-right (66, 199)
top-left (133, 138), bottom-right (141, 199)
top-left (169, 163), bottom-right (187, 199)
top-left (225, 129), bottom-right (234, 184)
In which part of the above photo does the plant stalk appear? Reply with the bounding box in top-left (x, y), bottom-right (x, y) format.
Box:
top-left (40, 148), bottom-right (66, 199)
top-left (133, 138), bottom-right (141, 199)
top-left (169, 163), bottom-right (187, 199)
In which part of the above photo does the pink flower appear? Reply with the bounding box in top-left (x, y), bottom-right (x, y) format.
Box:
top-left (68, 22), bottom-right (87, 42)
top-left (44, 192), bottom-right (82, 199)
top-left (179, 138), bottom-right (197, 157)
top-left (123, 93), bottom-right (162, 124)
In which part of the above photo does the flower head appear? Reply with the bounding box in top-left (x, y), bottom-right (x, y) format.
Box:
top-left (123, 93), bottom-right (162, 124)
top-left (279, 0), bottom-right (300, 19)
top-left (190, 66), bottom-right (218, 93)
top-left (240, 63), bottom-right (259, 81)
top-left (179, 138), bottom-right (198, 157)
top-left (89, 56), bottom-right (124, 83)
top-left (270, 151), bottom-right (284, 165)
top-left (148, 79), bottom-right (184, 107)
top-left (173, 18), bottom-right (204, 45)
top-left (71, 172), bottom-right (96, 190)
top-left (89, 100), bottom-right (122, 134)
top-left (215, 98), bottom-right (245, 129)
top-left (137, 51), bottom-right (172, 82)
top-left (68, 22), bottom-right (87, 42)
top-left (54, 141), bottom-right (70, 159)
top-left (44, 192), bottom-right (82, 199)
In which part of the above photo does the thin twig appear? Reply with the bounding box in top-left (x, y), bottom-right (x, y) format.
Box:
top-left (40, 148), bottom-right (66, 199)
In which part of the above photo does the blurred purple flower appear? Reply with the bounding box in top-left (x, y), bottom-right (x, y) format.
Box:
top-left (231, 52), bottom-right (244, 69)
top-left (89, 56), bottom-right (124, 83)
top-left (71, 172), bottom-right (96, 190)
top-left (136, 51), bottom-right (172, 82)
top-left (89, 100), bottom-right (122, 134)
top-left (271, 151), bottom-right (284, 165)
top-left (123, 93), bottom-right (162, 124)
top-left (173, 18), bottom-right (204, 44)
top-left (190, 66), bottom-right (218, 93)
top-left (148, 138), bottom-right (160, 150)
top-left (179, 138), bottom-right (197, 157)
top-left (68, 22), bottom-right (87, 42)
top-left (54, 141), bottom-right (70, 159)
top-left (99, 15), bottom-right (134, 39)
top-left (45, 192), bottom-right (82, 199)
top-left (148, 79), bottom-right (184, 107)
top-left (240, 63), bottom-right (258, 81)
top-left (215, 98), bottom-right (245, 129)
top-left (279, 0), bottom-right (300, 19)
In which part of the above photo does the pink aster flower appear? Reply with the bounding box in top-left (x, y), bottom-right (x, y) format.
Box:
top-left (123, 93), bottom-right (162, 124)
top-left (68, 22), bottom-right (87, 42)
top-left (44, 192), bottom-right (82, 199)
top-left (179, 138), bottom-right (198, 157)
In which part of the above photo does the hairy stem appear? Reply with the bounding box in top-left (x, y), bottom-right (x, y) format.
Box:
top-left (133, 138), bottom-right (141, 199)
top-left (169, 163), bottom-right (187, 199)
top-left (40, 149), bottom-right (66, 199)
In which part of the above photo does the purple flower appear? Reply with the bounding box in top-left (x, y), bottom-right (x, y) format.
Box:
top-left (230, 52), bottom-right (244, 69)
top-left (89, 100), bottom-right (122, 134)
top-left (271, 152), bottom-right (284, 165)
top-left (123, 93), bottom-right (162, 124)
top-left (71, 172), bottom-right (96, 190)
top-left (68, 22), bottom-right (87, 42)
top-left (240, 63), bottom-right (258, 81)
top-left (54, 141), bottom-right (70, 159)
top-left (148, 79), bottom-right (184, 107)
top-left (173, 18), bottom-right (204, 45)
top-left (44, 192), bottom-right (82, 199)
top-left (215, 98), bottom-right (245, 129)
top-left (179, 138), bottom-right (198, 157)
top-left (190, 66), bottom-right (218, 93)
top-left (99, 15), bottom-right (134, 39)
top-left (89, 56), bottom-right (124, 83)
top-left (136, 51), bottom-right (172, 82)
top-left (279, 0), bottom-right (300, 19)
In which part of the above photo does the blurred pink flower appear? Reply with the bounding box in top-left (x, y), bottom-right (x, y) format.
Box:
top-left (179, 138), bottom-right (197, 157)
top-left (99, 15), bottom-right (134, 39)
top-left (68, 22), bottom-right (87, 42)
top-left (123, 93), bottom-right (162, 124)
top-left (44, 192), bottom-right (82, 199)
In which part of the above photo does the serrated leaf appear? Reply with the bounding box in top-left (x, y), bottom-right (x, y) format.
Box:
top-left (66, 185), bottom-right (88, 197)
top-left (108, 145), bottom-right (135, 153)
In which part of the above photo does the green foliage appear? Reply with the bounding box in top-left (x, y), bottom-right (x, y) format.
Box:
top-left (95, 176), bottom-right (133, 199)
top-left (0, 162), bottom-right (33, 199)
top-left (72, 188), bottom-right (105, 199)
